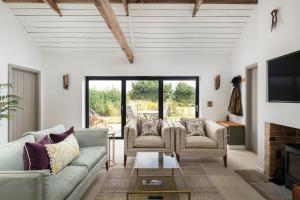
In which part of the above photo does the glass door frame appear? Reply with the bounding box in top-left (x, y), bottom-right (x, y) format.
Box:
top-left (85, 76), bottom-right (199, 139)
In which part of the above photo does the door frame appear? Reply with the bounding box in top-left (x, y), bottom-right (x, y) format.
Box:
top-left (8, 64), bottom-right (41, 142)
top-left (245, 64), bottom-right (258, 152)
top-left (85, 76), bottom-right (199, 139)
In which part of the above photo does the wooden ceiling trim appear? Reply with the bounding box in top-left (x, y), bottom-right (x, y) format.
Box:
top-left (3, 0), bottom-right (258, 4)
top-left (192, 0), bottom-right (203, 17)
top-left (94, 0), bottom-right (133, 63)
top-left (122, 0), bottom-right (129, 16)
top-left (42, 0), bottom-right (62, 16)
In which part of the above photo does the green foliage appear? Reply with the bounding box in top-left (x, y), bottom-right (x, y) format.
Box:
top-left (129, 81), bottom-right (158, 102)
top-left (89, 87), bottom-right (121, 116)
top-left (173, 82), bottom-right (195, 106)
top-left (0, 83), bottom-right (22, 121)
top-left (163, 83), bottom-right (173, 100)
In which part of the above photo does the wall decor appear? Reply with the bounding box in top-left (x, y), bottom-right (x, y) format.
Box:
top-left (214, 75), bottom-right (221, 90)
top-left (63, 74), bottom-right (69, 90)
top-left (271, 9), bottom-right (279, 32)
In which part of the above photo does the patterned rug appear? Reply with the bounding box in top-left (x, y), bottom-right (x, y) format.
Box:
top-left (96, 160), bottom-right (225, 200)
top-left (235, 170), bottom-right (292, 200)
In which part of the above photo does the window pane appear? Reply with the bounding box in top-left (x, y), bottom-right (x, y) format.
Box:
top-left (126, 80), bottom-right (159, 122)
top-left (88, 80), bottom-right (122, 137)
top-left (163, 80), bottom-right (196, 121)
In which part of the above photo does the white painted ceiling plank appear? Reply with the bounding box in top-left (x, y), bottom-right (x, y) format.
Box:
top-left (25, 27), bottom-right (130, 33)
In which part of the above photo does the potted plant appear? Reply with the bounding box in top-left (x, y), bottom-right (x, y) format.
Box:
top-left (0, 83), bottom-right (21, 121)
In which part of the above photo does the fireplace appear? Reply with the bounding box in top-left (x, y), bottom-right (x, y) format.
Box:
top-left (285, 144), bottom-right (300, 189)
top-left (264, 123), bottom-right (300, 178)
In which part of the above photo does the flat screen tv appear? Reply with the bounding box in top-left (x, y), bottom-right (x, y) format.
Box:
top-left (268, 50), bottom-right (300, 103)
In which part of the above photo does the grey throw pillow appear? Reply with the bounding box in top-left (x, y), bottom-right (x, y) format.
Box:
top-left (186, 120), bottom-right (205, 136)
top-left (140, 120), bottom-right (159, 136)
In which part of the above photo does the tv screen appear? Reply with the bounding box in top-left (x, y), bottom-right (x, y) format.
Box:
top-left (268, 50), bottom-right (300, 103)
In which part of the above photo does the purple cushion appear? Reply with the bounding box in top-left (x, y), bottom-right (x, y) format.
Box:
top-left (50, 127), bottom-right (74, 143)
top-left (23, 135), bottom-right (52, 170)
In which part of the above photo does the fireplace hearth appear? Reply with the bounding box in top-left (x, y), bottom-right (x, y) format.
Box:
top-left (285, 144), bottom-right (300, 189)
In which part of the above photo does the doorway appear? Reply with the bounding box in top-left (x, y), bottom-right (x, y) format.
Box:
top-left (85, 76), bottom-right (199, 139)
top-left (8, 65), bottom-right (40, 142)
top-left (246, 65), bottom-right (258, 153)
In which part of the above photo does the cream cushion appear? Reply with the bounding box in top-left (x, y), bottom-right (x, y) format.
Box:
top-left (134, 136), bottom-right (164, 148)
top-left (180, 118), bottom-right (206, 130)
top-left (45, 134), bottom-right (80, 174)
top-left (186, 136), bottom-right (217, 148)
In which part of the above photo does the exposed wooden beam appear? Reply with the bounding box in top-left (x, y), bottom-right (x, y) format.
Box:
top-left (2, 0), bottom-right (258, 4)
top-left (122, 0), bottom-right (129, 16)
top-left (192, 0), bottom-right (203, 17)
top-left (42, 0), bottom-right (62, 16)
top-left (94, 0), bottom-right (133, 63)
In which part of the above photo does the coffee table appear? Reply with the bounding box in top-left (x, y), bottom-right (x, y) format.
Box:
top-left (127, 152), bottom-right (191, 200)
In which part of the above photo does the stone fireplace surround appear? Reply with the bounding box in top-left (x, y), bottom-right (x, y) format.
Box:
top-left (264, 122), bottom-right (300, 177)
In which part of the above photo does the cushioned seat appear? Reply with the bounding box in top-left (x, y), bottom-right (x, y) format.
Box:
top-left (186, 136), bottom-right (217, 148)
top-left (49, 165), bottom-right (88, 200)
top-left (134, 136), bottom-right (165, 148)
top-left (70, 146), bottom-right (106, 171)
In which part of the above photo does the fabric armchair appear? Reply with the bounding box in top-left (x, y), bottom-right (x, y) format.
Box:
top-left (174, 118), bottom-right (227, 167)
top-left (124, 120), bottom-right (174, 166)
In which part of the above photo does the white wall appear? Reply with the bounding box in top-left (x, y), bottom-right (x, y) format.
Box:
top-left (0, 1), bottom-right (42, 144)
top-left (229, 0), bottom-right (300, 172)
top-left (42, 52), bottom-right (231, 129)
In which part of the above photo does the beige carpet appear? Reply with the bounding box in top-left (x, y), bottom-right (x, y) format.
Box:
top-left (235, 170), bottom-right (292, 200)
top-left (96, 161), bottom-right (225, 200)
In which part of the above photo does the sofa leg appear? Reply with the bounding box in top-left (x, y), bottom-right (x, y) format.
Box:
top-left (106, 161), bottom-right (109, 171)
top-left (124, 154), bottom-right (127, 167)
top-left (176, 153), bottom-right (180, 162)
top-left (223, 154), bottom-right (227, 168)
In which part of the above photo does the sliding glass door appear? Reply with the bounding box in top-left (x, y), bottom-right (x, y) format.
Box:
top-left (87, 80), bottom-right (122, 137)
top-left (86, 77), bottom-right (199, 139)
top-left (126, 80), bottom-right (159, 122)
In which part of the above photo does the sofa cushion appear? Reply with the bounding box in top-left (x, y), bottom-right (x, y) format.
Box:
top-left (180, 118), bottom-right (206, 130)
top-left (134, 136), bottom-right (164, 148)
top-left (70, 146), bottom-right (106, 170)
top-left (46, 134), bottom-right (80, 174)
top-left (186, 136), bottom-right (217, 148)
top-left (49, 165), bottom-right (88, 200)
top-left (23, 135), bottom-right (52, 170)
top-left (50, 126), bottom-right (74, 144)
top-left (24, 124), bottom-right (65, 141)
top-left (0, 135), bottom-right (35, 170)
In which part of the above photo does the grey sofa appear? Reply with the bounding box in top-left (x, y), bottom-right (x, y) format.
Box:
top-left (173, 118), bottom-right (228, 167)
top-left (0, 124), bottom-right (109, 200)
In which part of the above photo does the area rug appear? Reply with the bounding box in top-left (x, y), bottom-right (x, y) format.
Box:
top-left (235, 170), bottom-right (292, 200)
top-left (96, 161), bottom-right (225, 200)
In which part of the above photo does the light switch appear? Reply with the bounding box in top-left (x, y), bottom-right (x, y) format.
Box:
top-left (207, 101), bottom-right (213, 107)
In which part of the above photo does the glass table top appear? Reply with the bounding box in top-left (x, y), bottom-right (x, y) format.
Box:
top-left (134, 152), bottom-right (179, 169)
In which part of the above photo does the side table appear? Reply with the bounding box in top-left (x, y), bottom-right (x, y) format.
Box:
top-left (108, 131), bottom-right (115, 167)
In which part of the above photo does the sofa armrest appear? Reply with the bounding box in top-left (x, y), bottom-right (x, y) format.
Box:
top-left (173, 122), bottom-right (187, 150)
top-left (205, 121), bottom-right (227, 149)
top-left (74, 128), bottom-right (109, 149)
top-left (0, 170), bottom-right (50, 200)
top-left (124, 120), bottom-right (138, 150)
top-left (161, 121), bottom-right (173, 149)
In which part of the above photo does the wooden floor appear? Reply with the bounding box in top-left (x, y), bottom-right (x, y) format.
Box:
top-left (81, 140), bottom-right (265, 200)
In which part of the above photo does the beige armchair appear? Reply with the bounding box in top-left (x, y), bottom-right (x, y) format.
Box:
top-left (124, 119), bottom-right (174, 166)
top-left (174, 118), bottom-right (227, 167)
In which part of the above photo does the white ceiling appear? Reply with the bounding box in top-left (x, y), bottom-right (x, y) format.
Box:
top-left (7, 3), bottom-right (256, 53)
